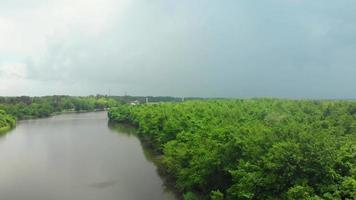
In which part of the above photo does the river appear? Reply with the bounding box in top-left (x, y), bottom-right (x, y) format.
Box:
top-left (0, 111), bottom-right (177, 200)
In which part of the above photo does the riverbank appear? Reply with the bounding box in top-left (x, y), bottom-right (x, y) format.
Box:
top-left (0, 110), bottom-right (16, 135)
top-left (19, 109), bottom-right (108, 120)
top-left (108, 122), bottom-right (182, 199)
top-left (108, 100), bottom-right (356, 200)
top-left (0, 125), bottom-right (11, 134)
top-left (0, 95), bottom-right (120, 123)
top-left (0, 111), bottom-right (177, 200)
top-left (0, 109), bottom-right (108, 135)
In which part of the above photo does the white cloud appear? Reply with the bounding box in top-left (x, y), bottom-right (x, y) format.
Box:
top-left (0, 0), bottom-right (355, 98)
top-left (0, 0), bottom-right (129, 95)
top-left (0, 62), bottom-right (28, 94)
top-left (0, 62), bottom-right (27, 79)
top-left (0, 0), bottom-right (128, 60)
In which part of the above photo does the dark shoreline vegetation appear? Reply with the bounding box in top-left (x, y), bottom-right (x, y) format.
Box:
top-left (108, 99), bottom-right (356, 200)
top-left (0, 110), bottom-right (16, 134)
top-left (0, 95), bottom-right (125, 134)
top-left (0, 95), bottom-right (199, 133)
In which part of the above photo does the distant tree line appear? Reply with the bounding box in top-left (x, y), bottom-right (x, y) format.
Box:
top-left (0, 95), bottom-right (193, 133)
top-left (108, 99), bottom-right (356, 200)
top-left (109, 95), bottom-right (205, 104)
top-left (0, 95), bottom-right (121, 120)
top-left (0, 95), bottom-right (124, 133)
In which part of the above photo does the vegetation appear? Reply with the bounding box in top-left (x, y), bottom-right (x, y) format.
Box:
top-left (108, 99), bottom-right (356, 200)
top-left (0, 94), bottom-right (195, 134)
top-left (0, 95), bottom-right (121, 134)
top-left (0, 95), bottom-right (120, 120)
top-left (110, 96), bottom-right (203, 104)
top-left (0, 95), bottom-right (197, 121)
top-left (0, 110), bottom-right (16, 133)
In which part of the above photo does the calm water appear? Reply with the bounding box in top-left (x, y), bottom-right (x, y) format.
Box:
top-left (0, 112), bottom-right (177, 200)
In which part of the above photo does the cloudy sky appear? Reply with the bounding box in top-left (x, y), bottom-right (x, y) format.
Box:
top-left (0, 0), bottom-right (355, 98)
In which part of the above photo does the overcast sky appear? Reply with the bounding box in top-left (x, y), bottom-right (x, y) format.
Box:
top-left (0, 0), bottom-right (355, 98)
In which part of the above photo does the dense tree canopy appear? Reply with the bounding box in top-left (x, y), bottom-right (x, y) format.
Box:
top-left (108, 99), bottom-right (356, 200)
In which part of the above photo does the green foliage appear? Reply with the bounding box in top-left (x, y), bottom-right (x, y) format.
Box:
top-left (109, 99), bottom-right (356, 199)
top-left (0, 96), bottom-right (121, 133)
top-left (0, 95), bottom-right (121, 135)
top-left (0, 95), bottom-right (120, 120)
top-left (285, 185), bottom-right (315, 199)
top-left (0, 109), bottom-right (16, 132)
top-left (340, 177), bottom-right (356, 199)
top-left (210, 190), bottom-right (224, 200)
top-left (184, 192), bottom-right (201, 200)
top-left (108, 105), bottom-right (130, 123)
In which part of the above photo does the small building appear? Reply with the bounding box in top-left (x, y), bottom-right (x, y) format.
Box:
top-left (129, 100), bottom-right (140, 106)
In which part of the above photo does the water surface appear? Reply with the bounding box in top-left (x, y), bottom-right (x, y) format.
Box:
top-left (0, 112), bottom-right (176, 200)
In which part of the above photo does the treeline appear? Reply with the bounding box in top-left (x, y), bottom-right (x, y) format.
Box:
top-left (0, 95), bottom-right (194, 133)
top-left (108, 99), bottom-right (356, 200)
top-left (0, 95), bottom-right (120, 120)
top-left (109, 95), bottom-right (204, 104)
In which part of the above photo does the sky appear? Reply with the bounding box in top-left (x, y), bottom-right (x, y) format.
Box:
top-left (0, 0), bottom-right (355, 98)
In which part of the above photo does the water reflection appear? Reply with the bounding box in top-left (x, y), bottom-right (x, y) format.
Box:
top-left (108, 123), bottom-right (179, 197)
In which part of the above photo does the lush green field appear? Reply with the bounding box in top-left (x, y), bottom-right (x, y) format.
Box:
top-left (108, 99), bottom-right (356, 200)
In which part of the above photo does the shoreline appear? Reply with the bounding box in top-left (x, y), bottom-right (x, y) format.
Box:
top-left (18, 109), bottom-right (108, 120)
top-left (108, 121), bottom-right (183, 199)
top-left (1, 109), bottom-right (108, 134)
top-left (0, 125), bottom-right (12, 134)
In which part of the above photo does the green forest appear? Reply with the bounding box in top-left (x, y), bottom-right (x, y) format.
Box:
top-left (0, 95), bottom-right (122, 134)
top-left (108, 99), bottom-right (356, 200)
top-left (0, 95), bottom-right (192, 133)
